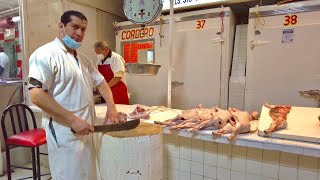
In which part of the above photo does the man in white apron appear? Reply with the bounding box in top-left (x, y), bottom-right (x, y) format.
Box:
top-left (28, 10), bottom-right (119, 180)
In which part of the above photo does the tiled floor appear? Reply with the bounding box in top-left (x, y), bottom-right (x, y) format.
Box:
top-left (0, 164), bottom-right (51, 180)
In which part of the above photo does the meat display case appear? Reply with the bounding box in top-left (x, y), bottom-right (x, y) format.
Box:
top-left (244, 0), bottom-right (320, 112)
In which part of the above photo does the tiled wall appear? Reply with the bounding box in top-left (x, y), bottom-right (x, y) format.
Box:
top-left (230, 24), bottom-right (247, 77)
top-left (163, 134), bottom-right (320, 180)
top-left (228, 25), bottom-right (247, 110)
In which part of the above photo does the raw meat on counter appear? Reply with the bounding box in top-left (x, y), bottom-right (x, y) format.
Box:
top-left (263, 103), bottom-right (291, 134)
top-left (189, 107), bottom-right (230, 132)
top-left (128, 105), bottom-right (151, 119)
top-left (154, 104), bottom-right (218, 129)
top-left (153, 104), bottom-right (260, 140)
top-left (212, 108), bottom-right (259, 140)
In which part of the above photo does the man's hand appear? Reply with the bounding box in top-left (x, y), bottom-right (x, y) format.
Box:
top-left (71, 117), bottom-right (94, 135)
top-left (103, 105), bottom-right (119, 124)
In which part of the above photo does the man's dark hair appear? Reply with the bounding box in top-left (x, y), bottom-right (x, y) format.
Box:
top-left (60, 10), bottom-right (87, 26)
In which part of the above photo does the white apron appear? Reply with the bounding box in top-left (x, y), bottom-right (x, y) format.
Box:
top-left (28, 38), bottom-right (104, 180)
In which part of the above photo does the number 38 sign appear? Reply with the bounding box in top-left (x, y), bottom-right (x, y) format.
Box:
top-left (284, 15), bottom-right (298, 26)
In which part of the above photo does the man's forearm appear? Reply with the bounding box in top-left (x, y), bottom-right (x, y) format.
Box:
top-left (97, 80), bottom-right (115, 107)
top-left (108, 77), bottom-right (121, 87)
top-left (29, 88), bottom-right (76, 126)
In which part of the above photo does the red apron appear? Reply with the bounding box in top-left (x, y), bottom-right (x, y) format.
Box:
top-left (98, 64), bottom-right (129, 104)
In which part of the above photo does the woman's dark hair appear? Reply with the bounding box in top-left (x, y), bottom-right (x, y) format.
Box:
top-left (60, 10), bottom-right (87, 26)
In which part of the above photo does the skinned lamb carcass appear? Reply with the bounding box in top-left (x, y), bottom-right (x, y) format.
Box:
top-left (264, 103), bottom-right (291, 134)
top-left (189, 107), bottom-right (231, 132)
top-left (212, 107), bottom-right (259, 140)
top-left (154, 104), bottom-right (211, 127)
top-left (170, 118), bottom-right (204, 130)
top-left (154, 117), bottom-right (185, 126)
top-left (170, 105), bottom-right (218, 130)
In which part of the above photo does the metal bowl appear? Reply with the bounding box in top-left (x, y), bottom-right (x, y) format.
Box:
top-left (125, 63), bottom-right (161, 76)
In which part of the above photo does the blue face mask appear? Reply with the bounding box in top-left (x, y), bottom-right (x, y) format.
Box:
top-left (62, 28), bottom-right (82, 49)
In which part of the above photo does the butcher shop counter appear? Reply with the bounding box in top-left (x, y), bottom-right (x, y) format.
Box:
top-left (94, 104), bottom-right (320, 180)
top-left (30, 104), bottom-right (320, 180)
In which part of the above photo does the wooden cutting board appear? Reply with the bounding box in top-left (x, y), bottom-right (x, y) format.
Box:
top-left (258, 106), bottom-right (320, 143)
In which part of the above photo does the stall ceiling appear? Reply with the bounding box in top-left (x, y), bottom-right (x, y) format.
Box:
top-left (0, 0), bottom-right (19, 19)
top-left (0, 0), bottom-right (18, 12)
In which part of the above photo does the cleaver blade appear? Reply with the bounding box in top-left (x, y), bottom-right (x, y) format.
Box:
top-left (71, 119), bottom-right (140, 133)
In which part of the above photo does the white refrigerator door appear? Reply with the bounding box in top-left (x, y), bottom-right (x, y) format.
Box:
top-left (245, 23), bottom-right (320, 112)
top-left (172, 27), bottom-right (222, 109)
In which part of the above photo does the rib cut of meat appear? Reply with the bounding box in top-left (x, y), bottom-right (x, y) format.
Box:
top-left (264, 103), bottom-right (291, 134)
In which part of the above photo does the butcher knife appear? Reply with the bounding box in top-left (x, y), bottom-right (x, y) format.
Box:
top-left (71, 119), bottom-right (140, 133)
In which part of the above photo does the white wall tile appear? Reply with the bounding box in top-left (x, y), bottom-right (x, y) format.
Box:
top-left (263, 150), bottom-right (280, 165)
top-left (205, 142), bottom-right (217, 152)
top-left (164, 155), bottom-right (168, 168)
top-left (279, 166), bottom-right (298, 180)
top-left (262, 178), bottom-right (277, 180)
top-left (218, 144), bottom-right (232, 156)
top-left (192, 139), bottom-right (204, 150)
top-left (191, 174), bottom-right (204, 180)
top-left (163, 134), bottom-right (168, 144)
top-left (231, 157), bottom-right (246, 172)
top-left (191, 162), bottom-right (204, 176)
top-left (217, 155), bottom-right (232, 169)
top-left (204, 164), bottom-right (217, 179)
top-left (217, 167), bottom-right (231, 180)
top-left (280, 152), bottom-right (299, 168)
top-left (180, 137), bottom-right (191, 147)
top-left (168, 168), bottom-right (179, 180)
top-left (204, 151), bottom-right (218, 166)
top-left (204, 177), bottom-right (215, 180)
top-left (246, 173), bottom-right (262, 180)
top-left (164, 166), bottom-right (168, 179)
top-left (262, 162), bottom-right (279, 179)
top-left (232, 145), bottom-right (247, 158)
top-left (168, 144), bottom-right (180, 158)
top-left (168, 134), bottom-right (180, 145)
top-left (192, 149), bottom-right (204, 163)
top-left (164, 143), bottom-right (168, 157)
top-left (231, 170), bottom-right (245, 180)
top-left (247, 147), bottom-right (263, 161)
top-left (298, 169), bottom-right (318, 180)
top-left (179, 171), bottom-right (191, 180)
top-left (180, 147), bottom-right (192, 160)
top-left (298, 155), bottom-right (319, 172)
top-left (168, 157), bottom-right (180, 170)
top-left (192, 139), bottom-right (204, 163)
top-left (246, 160), bottom-right (262, 175)
top-left (180, 159), bottom-right (191, 172)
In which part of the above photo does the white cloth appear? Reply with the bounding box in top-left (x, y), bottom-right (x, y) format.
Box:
top-left (96, 52), bottom-right (126, 84)
top-left (28, 38), bottom-right (104, 180)
top-left (0, 52), bottom-right (10, 79)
